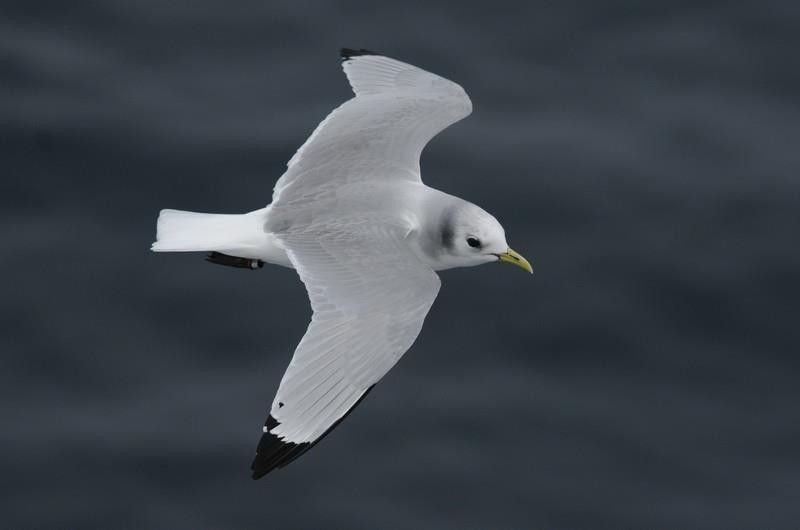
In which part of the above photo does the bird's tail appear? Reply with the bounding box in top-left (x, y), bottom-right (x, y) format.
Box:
top-left (151, 208), bottom-right (268, 256)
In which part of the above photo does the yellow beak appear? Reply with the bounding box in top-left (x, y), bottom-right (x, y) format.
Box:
top-left (497, 247), bottom-right (533, 274)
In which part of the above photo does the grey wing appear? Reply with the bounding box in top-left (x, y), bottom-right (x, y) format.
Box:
top-left (251, 216), bottom-right (440, 478)
top-left (270, 49), bottom-right (472, 210)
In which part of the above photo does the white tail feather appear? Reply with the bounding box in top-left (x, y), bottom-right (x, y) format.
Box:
top-left (151, 208), bottom-right (269, 257)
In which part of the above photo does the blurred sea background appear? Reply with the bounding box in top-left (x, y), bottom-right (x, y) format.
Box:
top-left (2, 1), bottom-right (799, 528)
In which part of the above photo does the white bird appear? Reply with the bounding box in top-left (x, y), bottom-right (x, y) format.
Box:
top-left (151, 48), bottom-right (532, 479)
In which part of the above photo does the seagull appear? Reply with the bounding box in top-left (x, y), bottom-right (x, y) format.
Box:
top-left (151, 48), bottom-right (532, 479)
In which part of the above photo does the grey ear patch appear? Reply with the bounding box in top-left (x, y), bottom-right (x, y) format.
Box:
top-left (439, 209), bottom-right (456, 250)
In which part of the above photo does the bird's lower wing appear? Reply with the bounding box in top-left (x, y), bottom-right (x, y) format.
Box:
top-left (252, 217), bottom-right (440, 479)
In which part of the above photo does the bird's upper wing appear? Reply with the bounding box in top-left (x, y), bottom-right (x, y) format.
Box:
top-left (270, 49), bottom-right (472, 209)
top-left (251, 214), bottom-right (440, 479)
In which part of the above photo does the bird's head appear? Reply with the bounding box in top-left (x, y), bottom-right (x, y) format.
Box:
top-left (430, 201), bottom-right (532, 273)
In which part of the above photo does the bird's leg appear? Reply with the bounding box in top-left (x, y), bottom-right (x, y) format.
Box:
top-left (205, 252), bottom-right (264, 270)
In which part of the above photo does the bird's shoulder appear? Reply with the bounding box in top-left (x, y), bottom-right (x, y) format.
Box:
top-left (266, 180), bottom-right (434, 236)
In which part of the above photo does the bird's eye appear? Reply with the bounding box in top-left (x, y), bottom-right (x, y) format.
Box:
top-left (466, 237), bottom-right (481, 248)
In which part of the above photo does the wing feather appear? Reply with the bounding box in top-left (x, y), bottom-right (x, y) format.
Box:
top-left (271, 219), bottom-right (439, 438)
top-left (253, 217), bottom-right (440, 478)
top-left (271, 50), bottom-right (472, 207)
top-left (252, 216), bottom-right (440, 478)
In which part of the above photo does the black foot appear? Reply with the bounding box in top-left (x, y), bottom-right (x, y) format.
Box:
top-left (205, 252), bottom-right (264, 270)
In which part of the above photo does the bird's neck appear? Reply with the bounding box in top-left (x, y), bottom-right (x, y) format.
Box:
top-left (408, 187), bottom-right (470, 271)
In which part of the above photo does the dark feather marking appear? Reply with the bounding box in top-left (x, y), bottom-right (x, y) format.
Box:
top-left (250, 385), bottom-right (375, 479)
top-left (439, 207), bottom-right (457, 251)
top-left (205, 252), bottom-right (263, 270)
top-left (340, 48), bottom-right (379, 61)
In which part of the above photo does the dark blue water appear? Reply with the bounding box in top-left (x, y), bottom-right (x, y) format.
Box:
top-left (2, 1), bottom-right (799, 528)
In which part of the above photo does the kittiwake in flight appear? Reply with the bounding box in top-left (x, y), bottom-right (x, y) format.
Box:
top-left (151, 48), bottom-right (533, 479)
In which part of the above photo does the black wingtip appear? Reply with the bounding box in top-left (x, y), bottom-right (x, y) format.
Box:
top-left (250, 386), bottom-right (376, 479)
top-left (340, 48), bottom-right (379, 61)
top-left (251, 415), bottom-right (312, 480)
